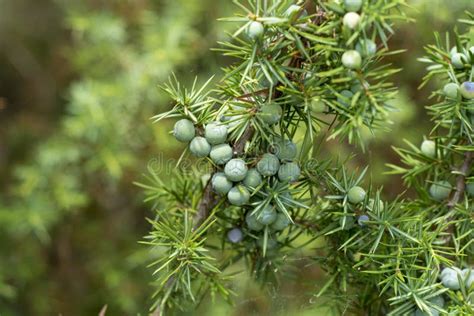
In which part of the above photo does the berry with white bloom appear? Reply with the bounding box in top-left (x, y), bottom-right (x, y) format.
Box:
top-left (278, 162), bottom-right (301, 182)
top-left (247, 21), bottom-right (264, 39)
top-left (227, 228), bottom-right (243, 243)
top-left (420, 140), bottom-right (436, 158)
top-left (173, 119), bottom-right (195, 142)
top-left (347, 186), bottom-right (366, 204)
top-left (205, 122), bottom-right (228, 145)
top-left (344, 0), bottom-right (363, 12)
top-left (271, 213), bottom-right (290, 231)
top-left (257, 205), bottom-right (277, 225)
top-left (451, 53), bottom-right (467, 69)
top-left (210, 144), bottom-right (233, 165)
top-left (245, 213), bottom-right (264, 231)
top-left (243, 168), bottom-right (263, 188)
top-left (357, 214), bottom-right (369, 227)
top-left (273, 139), bottom-right (297, 162)
top-left (443, 83), bottom-right (459, 99)
top-left (224, 159), bottom-right (248, 182)
top-left (211, 172), bottom-right (233, 195)
top-left (440, 267), bottom-right (462, 290)
top-left (227, 185), bottom-right (250, 206)
top-left (429, 181), bottom-right (452, 201)
top-left (356, 39), bottom-right (377, 57)
top-left (343, 12), bottom-right (361, 29)
top-left (342, 50), bottom-right (362, 69)
top-left (257, 153), bottom-right (280, 176)
top-left (189, 137), bottom-right (211, 157)
top-left (460, 81), bottom-right (474, 99)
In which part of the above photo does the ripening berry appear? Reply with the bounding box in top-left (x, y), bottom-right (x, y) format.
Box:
top-left (271, 213), bottom-right (290, 231)
top-left (338, 90), bottom-right (354, 107)
top-left (460, 81), bottom-right (474, 99)
top-left (259, 103), bottom-right (283, 125)
top-left (205, 122), bottom-right (228, 145)
top-left (356, 39), bottom-right (377, 57)
top-left (211, 172), bottom-right (233, 195)
top-left (243, 168), bottom-right (263, 188)
top-left (443, 83), bottom-right (459, 99)
top-left (451, 53), bottom-right (467, 69)
top-left (466, 183), bottom-right (474, 197)
top-left (246, 212), bottom-right (264, 231)
top-left (462, 268), bottom-right (474, 288)
top-left (278, 162), bottom-right (301, 182)
top-left (210, 143), bottom-right (233, 165)
top-left (339, 216), bottom-right (355, 230)
top-left (440, 267), bottom-right (461, 290)
top-left (274, 139), bottom-right (298, 162)
top-left (256, 237), bottom-right (278, 250)
top-left (173, 119), bottom-right (195, 142)
top-left (344, 0), bottom-right (363, 12)
top-left (343, 12), bottom-right (360, 29)
top-left (309, 98), bottom-right (326, 113)
top-left (247, 21), bottom-right (264, 39)
top-left (347, 186), bottom-right (366, 204)
top-left (257, 153), bottom-right (281, 176)
top-left (227, 228), bottom-right (243, 243)
top-left (420, 140), bottom-right (436, 158)
top-left (285, 4), bottom-right (301, 20)
top-left (224, 159), bottom-right (248, 182)
top-left (357, 214), bottom-right (369, 226)
top-left (227, 185), bottom-right (250, 206)
top-left (189, 137), bottom-right (211, 157)
top-left (429, 181), bottom-right (452, 201)
top-left (257, 204), bottom-right (277, 225)
top-left (342, 50), bottom-right (362, 69)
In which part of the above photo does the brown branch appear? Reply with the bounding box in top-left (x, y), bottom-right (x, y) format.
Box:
top-left (193, 124), bottom-right (255, 230)
top-left (443, 151), bottom-right (473, 243)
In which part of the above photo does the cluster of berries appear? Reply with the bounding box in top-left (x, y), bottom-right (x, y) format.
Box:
top-left (339, 186), bottom-right (380, 230)
top-left (440, 267), bottom-right (474, 290)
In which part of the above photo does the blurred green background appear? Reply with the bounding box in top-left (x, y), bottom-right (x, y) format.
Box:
top-left (0, 0), bottom-right (472, 315)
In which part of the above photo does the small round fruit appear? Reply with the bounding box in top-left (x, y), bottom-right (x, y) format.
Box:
top-left (257, 205), bottom-right (277, 225)
top-left (211, 172), bottom-right (233, 195)
top-left (227, 185), bottom-right (250, 206)
top-left (256, 237), bottom-right (278, 250)
top-left (210, 144), bottom-right (233, 165)
top-left (257, 153), bottom-right (281, 176)
top-left (309, 98), bottom-right (326, 113)
top-left (460, 81), bottom-right (474, 99)
top-left (429, 181), bottom-right (452, 201)
top-left (356, 39), bottom-right (377, 57)
top-left (224, 159), bottom-right (248, 182)
top-left (462, 268), bottom-right (474, 288)
top-left (343, 12), bottom-right (360, 29)
top-left (342, 50), bottom-right (362, 69)
top-left (173, 119), bottom-right (195, 142)
top-left (278, 162), bottom-right (301, 182)
top-left (344, 0), bottom-right (363, 12)
top-left (243, 168), bottom-right (263, 188)
top-left (441, 274), bottom-right (461, 290)
top-left (420, 140), bottom-right (436, 158)
top-left (271, 213), bottom-right (290, 231)
top-left (339, 216), bottom-right (355, 230)
top-left (227, 228), bottom-right (243, 243)
top-left (338, 90), bottom-right (354, 107)
top-left (189, 137), bottom-right (211, 157)
top-left (466, 183), bottom-right (474, 197)
top-left (248, 21), bottom-right (264, 39)
top-left (430, 296), bottom-right (445, 308)
top-left (285, 4), bottom-right (301, 19)
top-left (274, 139), bottom-right (297, 161)
top-left (246, 213), bottom-right (264, 231)
top-left (357, 214), bottom-right (369, 226)
top-left (443, 83), bottom-right (459, 99)
top-left (347, 186), bottom-right (366, 204)
top-left (205, 122), bottom-right (228, 145)
top-left (440, 267), bottom-right (461, 279)
top-left (259, 104), bottom-right (282, 125)
top-left (451, 53), bottom-right (467, 69)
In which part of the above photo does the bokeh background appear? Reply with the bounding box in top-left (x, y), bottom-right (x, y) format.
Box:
top-left (0, 0), bottom-right (472, 315)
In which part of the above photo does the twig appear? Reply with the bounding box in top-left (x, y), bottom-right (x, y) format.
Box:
top-left (443, 151), bottom-right (473, 243)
